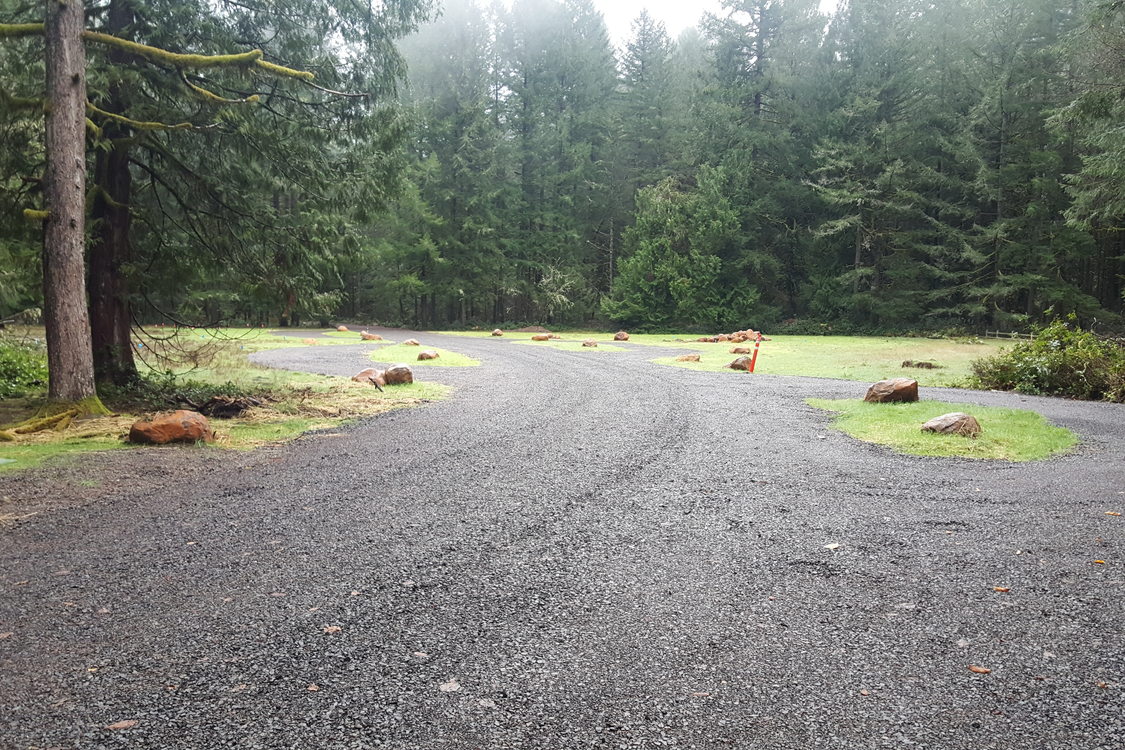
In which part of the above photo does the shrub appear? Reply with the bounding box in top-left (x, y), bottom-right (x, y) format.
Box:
top-left (970, 317), bottom-right (1125, 402)
top-left (101, 370), bottom-right (258, 411)
top-left (0, 338), bottom-right (48, 398)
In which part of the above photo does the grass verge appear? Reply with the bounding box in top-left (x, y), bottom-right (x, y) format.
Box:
top-left (0, 327), bottom-right (448, 472)
top-left (807, 398), bottom-right (1076, 461)
top-left (650, 335), bottom-right (1003, 386)
top-left (434, 330), bottom-right (1000, 385)
top-left (370, 343), bottom-right (479, 367)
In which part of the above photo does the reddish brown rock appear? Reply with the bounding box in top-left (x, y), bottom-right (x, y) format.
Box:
top-left (675, 354), bottom-right (701, 362)
top-left (491, 329), bottom-right (504, 337)
top-left (402, 339), bottom-right (421, 346)
top-left (129, 410), bottom-right (214, 445)
top-left (417, 350), bottom-right (440, 361)
top-left (383, 364), bottom-right (414, 385)
top-left (614, 330), bottom-right (630, 341)
top-left (921, 412), bottom-right (981, 437)
top-left (727, 356), bottom-right (753, 371)
top-left (351, 368), bottom-right (386, 387)
top-left (360, 331), bottom-right (383, 341)
top-left (302, 338), bottom-right (318, 346)
top-left (864, 378), bottom-right (919, 403)
top-left (717, 334), bottom-right (731, 342)
top-left (531, 334), bottom-right (551, 341)
top-left (582, 339), bottom-right (598, 347)
top-left (336, 325), bottom-right (349, 332)
top-left (729, 346), bottom-right (752, 354)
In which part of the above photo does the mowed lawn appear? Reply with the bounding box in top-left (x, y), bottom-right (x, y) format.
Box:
top-left (435, 330), bottom-right (1005, 387)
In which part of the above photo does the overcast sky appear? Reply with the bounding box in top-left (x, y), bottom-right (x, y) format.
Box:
top-left (595, 0), bottom-right (841, 44)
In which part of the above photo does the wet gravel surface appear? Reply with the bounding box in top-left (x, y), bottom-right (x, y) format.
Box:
top-left (1, 329), bottom-right (1123, 749)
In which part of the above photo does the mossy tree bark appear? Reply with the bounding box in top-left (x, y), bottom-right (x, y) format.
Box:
top-left (43, 0), bottom-right (100, 403)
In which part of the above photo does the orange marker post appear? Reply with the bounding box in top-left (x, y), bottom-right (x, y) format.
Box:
top-left (749, 332), bottom-right (763, 373)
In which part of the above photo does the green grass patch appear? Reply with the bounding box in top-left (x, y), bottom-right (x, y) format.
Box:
top-left (0, 436), bottom-right (130, 473)
top-left (370, 344), bottom-right (479, 367)
top-left (651, 335), bottom-right (1002, 386)
top-left (806, 398), bottom-right (1077, 461)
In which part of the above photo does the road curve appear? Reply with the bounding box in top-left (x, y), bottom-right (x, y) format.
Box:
top-left (1, 329), bottom-right (1122, 749)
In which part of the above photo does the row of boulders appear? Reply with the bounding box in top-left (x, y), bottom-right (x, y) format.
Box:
top-left (863, 377), bottom-right (982, 437)
top-left (489, 329), bottom-right (631, 343)
top-left (695, 328), bottom-right (769, 344)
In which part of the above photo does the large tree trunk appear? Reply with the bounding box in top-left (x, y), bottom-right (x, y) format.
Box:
top-left (88, 0), bottom-right (138, 386)
top-left (43, 0), bottom-right (99, 403)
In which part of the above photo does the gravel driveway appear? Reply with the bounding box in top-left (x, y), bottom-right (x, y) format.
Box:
top-left (1, 329), bottom-right (1122, 749)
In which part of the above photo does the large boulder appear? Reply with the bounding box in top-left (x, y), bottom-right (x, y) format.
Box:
top-left (351, 367), bottom-right (386, 387)
top-left (491, 329), bottom-right (504, 337)
top-left (730, 346), bottom-right (752, 354)
top-left (302, 338), bottom-right (318, 346)
top-left (383, 364), bottom-right (414, 386)
top-left (675, 354), bottom-right (700, 362)
top-left (531, 333), bottom-right (551, 341)
top-left (614, 330), bottom-right (630, 341)
top-left (582, 339), bottom-right (598, 348)
top-left (360, 331), bottom-right (382, 341)
top-left (402, 339), bottom-right (421, 346)
top-left (921, 412), bottom-right (981, 437)
top-left (129, 410), bottom-right (214, 445)
top-left (727, 356), bottom-right (753, 371)
top-left (336, 325), bottom-right (349, 332)
top-left (417, 350), bottom-right (440, 361)
top-left (864, 378), bottom-right (919, 403)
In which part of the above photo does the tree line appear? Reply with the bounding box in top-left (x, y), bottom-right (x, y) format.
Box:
top-left (363, 0), bottom-right (1124, 332)
top-left (2, 0), bottom-right (1123, 393)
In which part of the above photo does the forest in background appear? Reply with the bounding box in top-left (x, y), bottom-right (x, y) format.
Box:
top-left (2, 0), bottom-right (1124, 338)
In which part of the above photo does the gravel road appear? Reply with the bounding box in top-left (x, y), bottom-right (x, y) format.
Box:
top-left (1, 329), bottom-right (1122, 749)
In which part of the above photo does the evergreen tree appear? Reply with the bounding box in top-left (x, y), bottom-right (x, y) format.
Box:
top-left (603, 168), bottom-right (764, 330)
